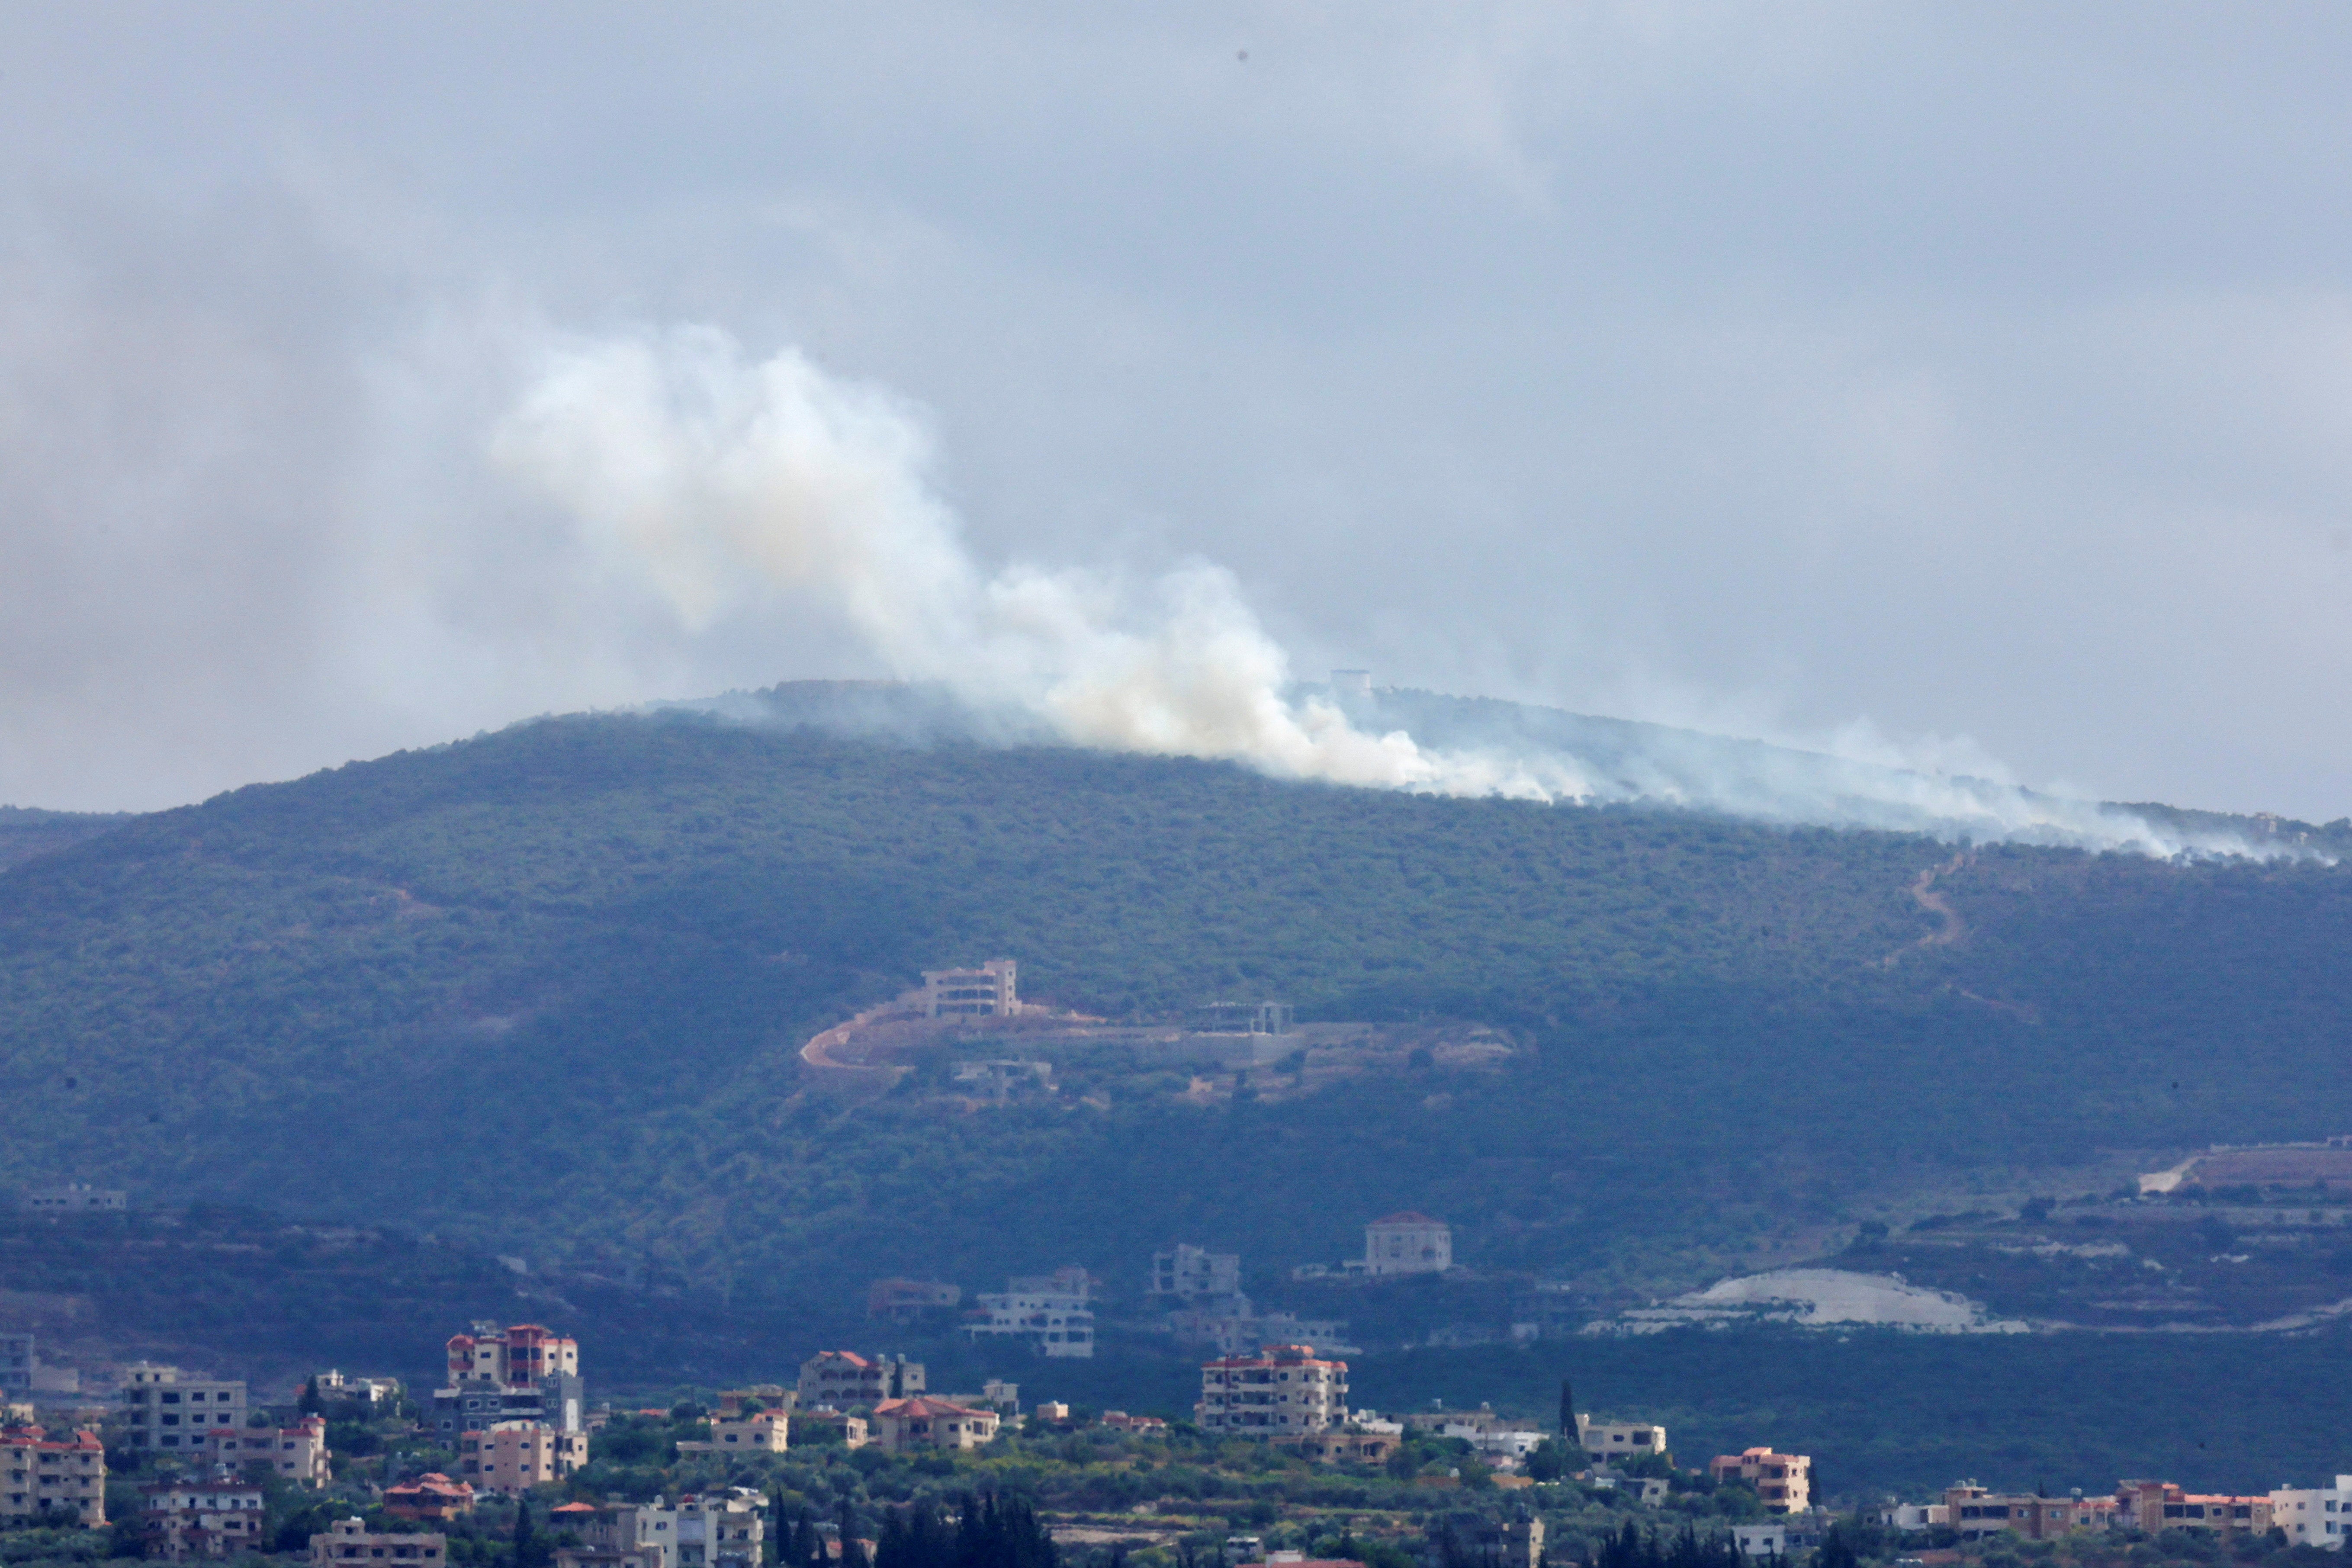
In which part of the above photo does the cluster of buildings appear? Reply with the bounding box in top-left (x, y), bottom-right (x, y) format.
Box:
top-left (1875, 1477), bottom-right (2352, 1549)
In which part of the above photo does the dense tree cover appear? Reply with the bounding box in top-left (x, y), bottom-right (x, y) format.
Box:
top-left (2, 703), bottom-right (2350, 1325)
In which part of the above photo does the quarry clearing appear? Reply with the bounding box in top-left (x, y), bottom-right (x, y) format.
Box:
top-left (795, 996), bottom-right (1518, 1108)
top-left (1595, 1267), bottom-right (2030, 1335)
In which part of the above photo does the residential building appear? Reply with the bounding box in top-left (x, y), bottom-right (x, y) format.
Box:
top-left (1195, 1345), bottom-right (1349, 1436)
top-left (1165, 1304), bottom-right (1359, 1358)
top-left (952, 1061), bottom-right (1053, 1100)
top-left (0, 1423), bottom-right (105, 1526)
top-left (1711, 1449), bottom-right (1811, 1514)
top-left (431, 1324), bottom-right (584, 1440)
top-left (459, 1420), bottom-right (586, 1494)
top-left (675, 1411), bottom-right (788, 1456)
top-left (21, 1185), bottom-right (126, 1216)
top-left (1729, 1526), bottom-right (1786, 1560)
top-left (1363, 1213), bottom-right (1452, 1276)
top-left (961, 1268), bottom-right (1096, 1358)
top-left (870, 1397), bottom-right (1001, 1452)
top-left (1442, 1422), bottom-right (1546, 1469)
top-left (787, 1411), bottom-right (867, 1449)
top-left (2118, 1480), bottom-right (2275, 1536)
top-left (797, 1353), bottom-right (923, 1410)
top-left (1271, 1429), bottom-right (1402, 1466)
top-left (446, 1323), bottom-right (579, 1388)
top-left (383, 1474), bottom-right (475, 1522)
top-left (678, 1492), bottom-right (765, 1568)
top-left (1588, 1470), bottom-right (1671, 1505)
top-left (1876, 1504), bottom-right (1951, 1530)
top-left (1152, 1244), bottom-right (1243, 1300)
top-left (0, 1335), bottom-right (28, 1396)
top-left (310, 1517), bottom-right (449, 1568)
top-left (560, 1501), bottom-right (678, 1568)
top-left (1942, 1486), bottom-right (2117, 1541)
top-left (1099, 1411), bottom-right (1167, 1433)
top-left (1428, 1512), bottom-right (1543, 1568)
top-left (1579, 1417), bottom-right (1670, 1467)
top-left (194, 1416), bottom-right (331, 1485)
top-left (922, 960), bottom-right (1018, 1018)
top-left (866, 1280), bottom-right (961, 1322)
top-left (2270, 1478), bottom-right (2352, 1549)
top-left (713, 1386), bottom-right (793, 1417)
top-left (313, 1371), bottom-right (402, 1407)
top-left (141, 1474), bottom-right (267, 1560)
top-left (118, 1364), bottom-right (247, 1454)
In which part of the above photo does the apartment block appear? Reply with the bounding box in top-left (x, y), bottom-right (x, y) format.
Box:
top-left (141, 1475), bottom-right (267, 1560)
top-left (1152, 1244), bottom-right (1243, 1299)
top-left (866, 1280), bottom-right (961, 1321)
top-left (1943, 1486), bottom-right (2117, 1541)
top-left (20, 1184), bottom-right (126, 1216)
top-left (797, 1352), bottom-right (923, 1410)
top-left (311, 1517), bottom-right (449, 1568)
top-left (1362, 1213), bottom-right (1452, 1276)
top-left (922, 959), bottom-right (1018, 1018)
top-left (194, 1416), bottom-right (331, 1485)
top-left (2271, 1478), bottom-right (2352, 1550)
top-left (0, 1334), bottom-right (27, 1397)
top-left (676, 1411), bottom-right (789, 1456)
top-left (446, 1323), bottom-right (579, 1388)
top-left (961, 1268), bottom-right (1097, 1358)
top-left (459, 1420), bottom-right (587, 1494)
top-left (1195, 1345), bottom-right (1350, 1436)
top-left (313, 1371), bottom-right (402, 1407)
top-left (868, 1397), bottom-right (1001, 1453)
top-left (119, 1363), bottom-right (248, 1453)
top-left (2119, 1480), bottom-right (2275, 1535)
top-left (678, 1491), bottom-right (766, 1568)
top-left (555, 1500), bottom-right (677, 1568)
top-left (1579, 1417), bottom-right (1670, 1468)
top-left (1710, 1449), bottom-right (1811, 1514)
top-left (0, 1423), bottom-right (105, 1527)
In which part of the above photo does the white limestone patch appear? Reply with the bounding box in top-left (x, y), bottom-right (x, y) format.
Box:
top-left (1589, 1268), bottom-right (2032, 1334)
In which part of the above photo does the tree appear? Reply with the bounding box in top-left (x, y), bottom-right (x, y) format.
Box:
top-left (839, 1501), bottom-right (867, 1568)
top-left (299, 1376), bottom-right (323, 1417)
top-left (514, 1500), bottom-right (540, 1568)
top-left (1812, 1526), bottom-right (1857, 1568)
top-left (1559, 1380), bottom-right (1575, 1439)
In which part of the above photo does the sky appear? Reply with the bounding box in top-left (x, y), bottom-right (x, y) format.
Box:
top-left (3, 4), bottom-right (2351, 818)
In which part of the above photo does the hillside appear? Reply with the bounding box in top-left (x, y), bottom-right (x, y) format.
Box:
top-left (3, 688), bottom-right (2352, 1347)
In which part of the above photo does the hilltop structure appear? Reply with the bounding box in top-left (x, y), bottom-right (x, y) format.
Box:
top-left (1363, 1212), bottom-right (1452, 1276)
top-left (922, 960), bottom-right (1019, 1018)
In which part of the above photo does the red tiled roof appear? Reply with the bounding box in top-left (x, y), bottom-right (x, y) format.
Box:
top-left (811, 1351), bottom-right (872, 1369)
top-left (875, 1397), bottom-right (987, 1418)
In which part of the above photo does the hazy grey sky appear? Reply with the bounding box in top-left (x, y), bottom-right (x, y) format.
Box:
top-left (5, 4), bottom-right (2351, 818)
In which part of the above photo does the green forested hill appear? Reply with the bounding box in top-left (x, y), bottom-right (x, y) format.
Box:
top-left (3, 699), bottom-right (2351, 1341)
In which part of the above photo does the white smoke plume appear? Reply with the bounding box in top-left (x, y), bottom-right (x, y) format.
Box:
top-left (495, 326), bottom-right (2308, 861)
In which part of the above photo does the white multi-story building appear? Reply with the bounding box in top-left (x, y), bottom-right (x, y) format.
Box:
top-left (2271, 1479), bottom-right (2352, 1549)
top-left (677, 1492), bottom-right (766, 1568)
top-left (1152, 1244), bottom-right (1243, 1299)
top-left (1363, 1212), bottom-right (1452, 1276)
top-left (961, 1268), bottom-right (1095, 1358)
top-left (922, 960), bottom-right (1019, 1018)
top-left (1195, 1344), bottom-right (1349, 1436)
top-left (1582, 1416), bottom-right (1671, 1467)
top-left (119, 1364), bottom-right (248, 1454)
top-left (21, 1185), bottom-right (126, 1216)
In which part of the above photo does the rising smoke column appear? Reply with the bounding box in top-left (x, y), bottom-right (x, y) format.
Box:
top-left (492, 325), bottom-right (2289, 860)
top-left (493, 325), bottom-right (1593, 800)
